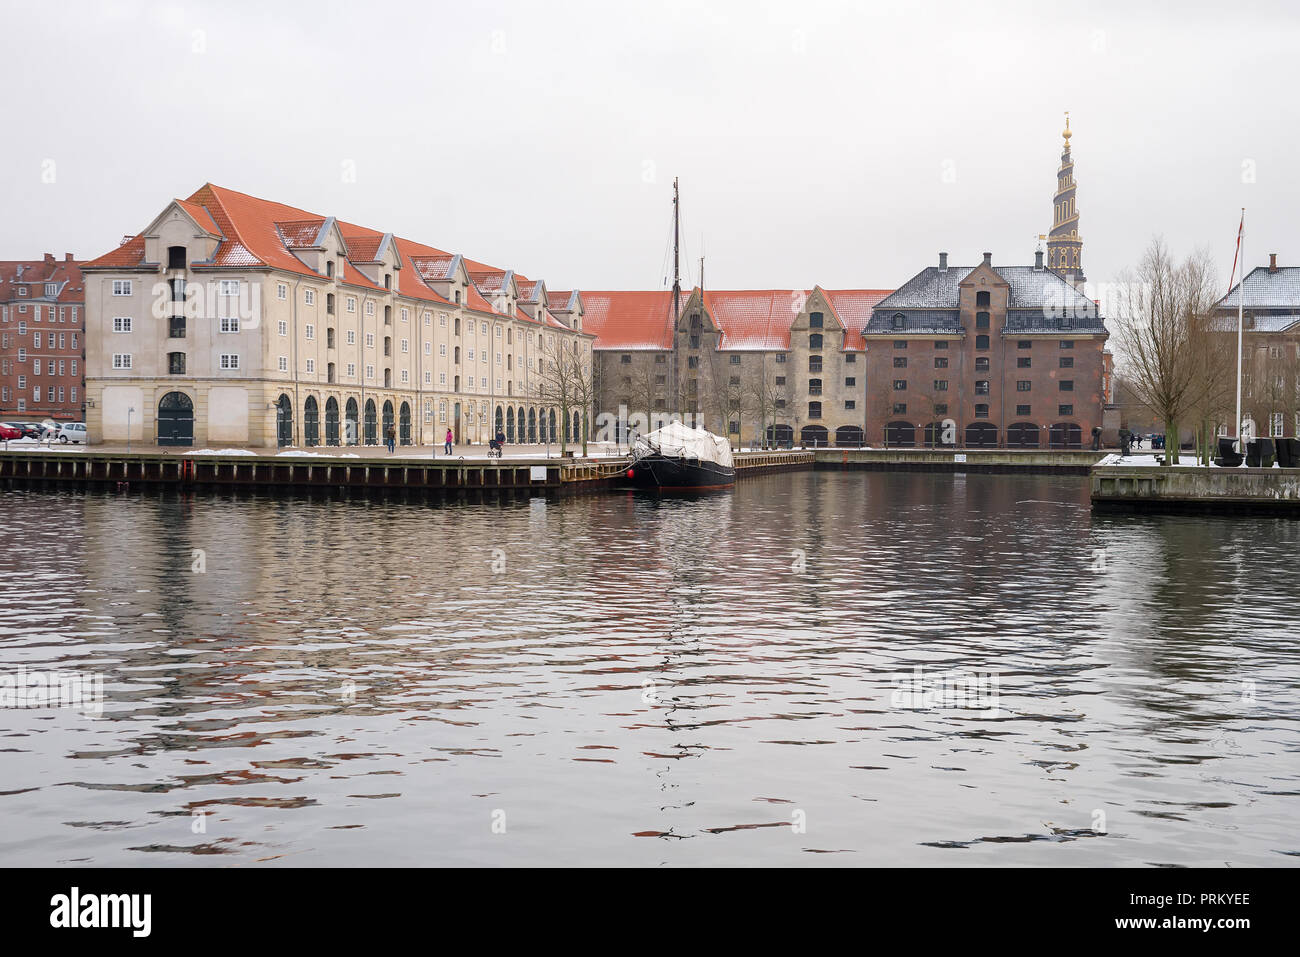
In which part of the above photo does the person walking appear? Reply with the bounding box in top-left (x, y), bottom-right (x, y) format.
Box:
top-left (385, 424), bottom-right (396, 454)
top-left (444, 428), bottom-right (454, 456)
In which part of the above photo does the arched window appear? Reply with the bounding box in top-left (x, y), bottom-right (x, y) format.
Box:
top-left (809, 333), bottom-right (823, 350)
top-left (507, 407), bottom-right (516, 443)
top-left (399, 402), bottom-right (411, 445)
top-left (495, 406), bottom-right (503, 436)
top-left (548, 408), bottom-right (556, 443)
top-left (303, 396), bottom-right (319, 447)
top-left (364, 398), bottom-right (377, 444)
top-left (528, 408), bottom-right (537, 443)
top-left (276, 393), bottom-right (293, 447)
top-left (345, 397), bottom-right (359, 445)
top-left (325, 397), bottom-right (340, 445)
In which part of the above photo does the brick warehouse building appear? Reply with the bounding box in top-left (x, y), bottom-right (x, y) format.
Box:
top-left (0, 254), bottom-right (85, 422)
top-left (585, 286), bottom-right (892, 447)
top-left (865, 250), bottom-right (1108, 448)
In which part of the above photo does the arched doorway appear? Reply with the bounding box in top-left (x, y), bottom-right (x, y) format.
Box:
top-left (304, 396), bottom-right (319, 447)
top-left (1049, 422), bottom-right (1082, 449)
top-left (884, 421), bottom-right (915, 447)
top-left (364, 398), bottom-right (377, 445)
top-left (157, 391), bottom-right (194, 446)
top-left (834, 425), bottom-right (864, 447)
top-left (506, 407), bottom-right (516, 443)
top-left (276, 394), bottom-right (293, 447)
top-left (453, 402), bottom-right (461, 443)
top-left (923, 421), bottom-right (955, 447)
top-left (766, 424), bottom-right (793, 447)
top-left (495, 406), bottom-right (503, 439)
top-left (344, 397), bottom-right (359, 446)
top-left (965, 423), bottom-right (998, 448)
top-left (548, 409), bottom-right (556, 444)
top-left (382, 400), bottom-right (395, 443)
top-left (528, 408), bottom-right (537, 443)
top-left (325, 397), bottom-right (340, 446)
top-left (1007, 422), bottom-right (1040, 448)
top-left (800, 424), bottom-right (828, 447)
top-left (399, 402), bottom-right (411, 445)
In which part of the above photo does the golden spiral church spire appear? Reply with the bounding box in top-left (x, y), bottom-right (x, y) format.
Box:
top-left (1046, 112), bottom-right (1084, 285)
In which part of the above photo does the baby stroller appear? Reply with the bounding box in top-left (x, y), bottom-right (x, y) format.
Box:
top-left (488, 438), bottom-right (503, 459)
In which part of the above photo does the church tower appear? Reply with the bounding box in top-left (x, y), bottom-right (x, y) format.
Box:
top-left (1047, 113), bottom-right (1085, 285)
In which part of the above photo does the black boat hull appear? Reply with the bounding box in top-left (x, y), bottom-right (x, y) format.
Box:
top-left (626, 454), bottom-right (735, 491)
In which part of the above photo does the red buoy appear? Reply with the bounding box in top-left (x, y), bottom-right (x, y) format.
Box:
top-left (626, 469), bottom-right (634, 479)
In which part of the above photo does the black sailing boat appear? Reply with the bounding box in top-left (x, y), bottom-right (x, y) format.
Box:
top-left (625, 179), bottom-right (736, 492)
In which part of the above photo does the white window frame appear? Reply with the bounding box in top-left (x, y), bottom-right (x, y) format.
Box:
top-left (219, 279), bottom-right (240, 297)
top-left (112, 279), bottom-right (132, 296)
top-left (219, 316), bottom-right (240, 334)
top-left (112, 353), bottom-right (132, 369)
top-left (219, 353), bottom-right (240, 370)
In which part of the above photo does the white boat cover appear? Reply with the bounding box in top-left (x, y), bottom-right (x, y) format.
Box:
top-left (636, 421), bottom-right (734, 468)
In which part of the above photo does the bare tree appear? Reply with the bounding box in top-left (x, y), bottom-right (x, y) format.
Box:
top-left (745, 354), bottom-right (789, 448)
top-left (536, 337), bottom-right (595, 456)
top-left (1110, 238), bottom-right (1221, 465)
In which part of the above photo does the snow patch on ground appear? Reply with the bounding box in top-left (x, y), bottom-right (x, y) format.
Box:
top-left (275, 450), bottom-right (360, 458)
top-left (184, 449), bottom-right (257, 456)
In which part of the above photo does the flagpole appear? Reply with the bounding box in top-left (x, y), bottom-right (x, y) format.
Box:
top-left (1235, 208), bottom-right (1245, 454)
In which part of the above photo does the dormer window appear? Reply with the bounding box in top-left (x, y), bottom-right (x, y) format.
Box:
top-left (892, 313), bottom-right (905, 329)
top-left (384, 273), bottom-right (391, 289)
top-left (167, 246), bottom-right (186, 270)
top-left (455, 290), bottom-right (462, 304)
top-left (326, 261), bottom-right (335, 278)
top-left (809, 312), bottom-right (824, 328)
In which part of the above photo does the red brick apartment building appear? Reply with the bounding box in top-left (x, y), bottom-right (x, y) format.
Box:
top-left (0, 254), bottom-right (85, 421)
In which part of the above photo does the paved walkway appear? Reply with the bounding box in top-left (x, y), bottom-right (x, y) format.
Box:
top-left (0, 437), bottom-right (628, 459)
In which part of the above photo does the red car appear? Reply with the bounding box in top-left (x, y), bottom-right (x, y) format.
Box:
top-left (0, 423), bottom-right (22, 441)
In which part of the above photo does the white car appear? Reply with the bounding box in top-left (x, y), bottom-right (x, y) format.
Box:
top-left (56, 423), bottom-right (87, 444)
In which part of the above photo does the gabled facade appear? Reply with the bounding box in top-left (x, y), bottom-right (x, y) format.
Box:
top-left (586, 285), bottom-right (891, 446)
top-left (865, 251), bottom-right (1108, 448)
top-left (1213, 254), bottom-right (1300, 438)
top-left (81, 184), bottom-right (595, 448)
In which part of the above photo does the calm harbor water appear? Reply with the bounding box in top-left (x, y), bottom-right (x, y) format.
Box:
top-left (0, 471), bottom-right (1297, 867)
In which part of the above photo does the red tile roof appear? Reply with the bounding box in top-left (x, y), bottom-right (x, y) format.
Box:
top-left (582, 291), bottom-right (676, 349)
top-left (0, 257), bottom-right (85, 303)
top-left (275, 219), bottom-right (324, 248)
top-left (582, 288), bottom-right (893, 351)
top-left (83, 235), bottom-right (147, 269)
top-left (83, 184), bottom-right (554, 312)
top-left (342, 234), bottom-right (383, 263)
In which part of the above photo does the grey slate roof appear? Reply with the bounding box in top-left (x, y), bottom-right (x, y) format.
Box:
top-left (1209, 314), bottom-right (1300, 333)
top-left (866, 263), bottom-right (1106, 334)
top-left (1214, 266), bottom-right (1300, 311)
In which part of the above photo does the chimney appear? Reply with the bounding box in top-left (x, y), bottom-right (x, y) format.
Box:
top-left (1269, 253), bottom-right (1278, 274)
top-left (982, 252), bottom-right (992, 265)
top-left (1034, 250), bottom-right (1044, 270)
top-left (44, 253), bottom-right (54, 264)
top-left (938, 252), bottom-right (948, 272)
top-left (65, 253), bottom-right (74, 262)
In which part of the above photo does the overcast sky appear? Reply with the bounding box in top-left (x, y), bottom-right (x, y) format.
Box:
top-left (4, 0), bottom-right (1297, 303)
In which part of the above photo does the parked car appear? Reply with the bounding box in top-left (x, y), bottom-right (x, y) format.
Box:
top-left (18, 422), bottom-right (48, 439)
top-left (0, 423), bottom-right (21, 441)
top-left (56, 422), bottom-right (88, 444)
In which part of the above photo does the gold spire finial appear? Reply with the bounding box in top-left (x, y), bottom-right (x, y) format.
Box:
top-left (1062, 111), bottom-right (1071, 145)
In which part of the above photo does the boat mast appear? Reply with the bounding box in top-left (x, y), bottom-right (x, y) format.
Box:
top-left (672, 177), bottom-right (681, 416)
